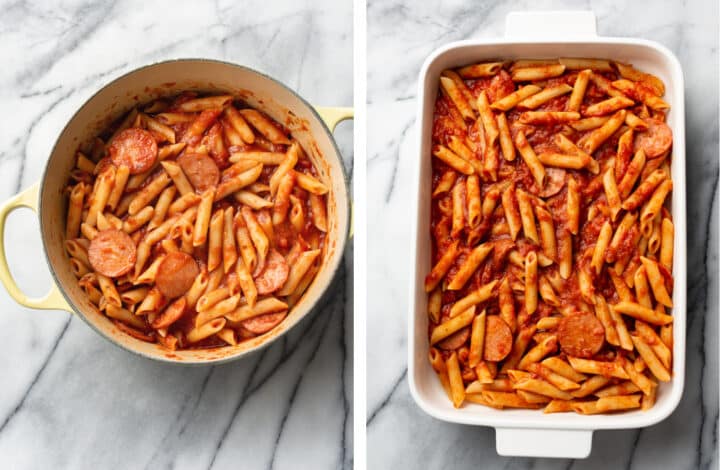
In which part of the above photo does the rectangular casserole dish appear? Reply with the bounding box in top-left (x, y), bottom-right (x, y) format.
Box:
top-left (408, 11), bottom-right (686, 459)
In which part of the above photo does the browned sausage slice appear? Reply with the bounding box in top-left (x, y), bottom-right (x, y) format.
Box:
top-left (535, 168), bottom-right (567, 198)
top-left (88, 229), bottom-right (137, 278)
top-left (484, 315), bottom-right (513, 361)
top-left (240, 311), bottom-right (288, 334)
top-left (177, 153), bottom-right (220, 192)
top-left (438, 326), bottom-right (470, 350)
top-left (108, 128), bottom-right (158, 174)
top-left (634, 118), bottom-right (672, 158)
top-left (253, 249), bottom-right (289, 295)
top-left (557, 312), bottom-right (605, 358)
top-left (151, 297), bottom-right (187, 329)
top-left (155, 251), bottom-right (199, 299)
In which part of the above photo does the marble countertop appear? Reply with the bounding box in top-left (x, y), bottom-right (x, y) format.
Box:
top-left (0, 1), bottom-right (352, 469)
top-left (367, 1), bottom-right (718, 468)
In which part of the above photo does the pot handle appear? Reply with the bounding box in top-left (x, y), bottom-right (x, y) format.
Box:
top-left (315, 106), bottom-right (354, 132)
top-left (315, 106), bottom-right (355, 237)
top-left (505, 11), bottom-right (598, 39)
top-left (0, 182), bottom-right (72, 312)
top-left (495, 427), bottom-right (593, 458)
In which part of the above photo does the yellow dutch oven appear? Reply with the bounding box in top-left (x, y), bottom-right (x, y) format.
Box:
top-left (0, 59), bottom-right (352, 364)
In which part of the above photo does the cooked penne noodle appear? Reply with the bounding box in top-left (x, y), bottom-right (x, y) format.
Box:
top-left (603, 168), bottom-right (622, 221)
top-left (567, 357), bottom-right (629, 379)
top-left (215, 164), bottom-right (263, 201)
top-left (623, 169), bottom-right (667, 211)
top-left (518, 84), bottom-right (573, 109)
top-left (128, 172), bottom-right (171, 216)
top-left (66, 183), bottom-right (87, 239)
top-left (580, 109), bottom-right (627, 154)
top-left (511, 64), bottom-right (565, 81)
top-left (613, 301), bottom-right (673, 325)
top-left (273, 171), bottom-right (296, 225)
top-left (440, 75), bottom-right (475, 121)
top-left (193, 189), bottom-right (215, 247)
top-left (207, 210), bottom-right (224, 272)
top-left (187, 318), bottom-right (226, 343)
top-left (498, 277), bottom-right (516, 333)
top-left (559, 58), bottom-right (612, 71)
top-left (161, 161), bottom-right (194, 195)
top-left (631, 334), bottom-right (671, 382)
top-left (495, 113), bottom-right (515, 161)
top-left (433, 145), bottom-right (474, 175)
top-left (465, 174), bottom-right (481, 228)
top-left (591, 220), bottom-right (613, 274)
top-left (516, 189), bottom-right (539, 243)
top-left (446, 352), bottom-right (466, 408)
top-left (106, 165), bottom-right (130, 211)
top-left (85, 166), bottom-right (115, 227)
top-left (225, 297), bottom-right (288, 323)
top-left (277, 249), bottom-right (321, 296)
top-left (567, 69), bottom-right (592, 112)
top-left (524, 251), bottom-right (538, 315)
top-left (519, 111), bottom-right (580, 125)
top-left (239, 108), bottom-right (291, 145)
top-left (634, 265), bottom-right (653, 308)
top-left (123, 206), bottom-right (155, 234)
top-left (490, 84), bottom-right (542, 111)
top-left (585, 96), bottom-right (635, 116)
top-left (448, 243), bottom-right (493, 290)
top-left (457, 61), bottom-right (503, 78)
top-left (147, 186), bottom-right (176, 231)
top-left (660, 218), bottom-right (674, 270)
top-left (640, 256), bottom-right (673, 307)
top-left (294, 171), bottom-right (329, 195)
top-left (468, 310), bottom-right (487, 368)
top-left (425, 240), bottom-right (460, 292)
top-left (612, 79), bottom-right (669, 110)
top-left (234, 190), bottom-right (272, 210)
top-left (448, 282), bottom-right (497, 318)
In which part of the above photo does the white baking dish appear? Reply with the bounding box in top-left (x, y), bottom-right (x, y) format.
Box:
top-left (408, 11), bottom-right (686, 459)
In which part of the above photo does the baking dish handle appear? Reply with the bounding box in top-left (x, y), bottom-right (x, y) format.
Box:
top-left (315, 106), bottom-right (354, 132)
top-left (496, 428), bottom-right (593, 458)
top-left (505, 11), bottom-right (598, 39)
top-left (0, 182), bottom-right (73, 312)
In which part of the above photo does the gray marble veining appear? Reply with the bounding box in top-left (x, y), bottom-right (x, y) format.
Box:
top-left (0, 1), bottom-right (353, 469)
top-left (367, 1), bottom-right (718, 468)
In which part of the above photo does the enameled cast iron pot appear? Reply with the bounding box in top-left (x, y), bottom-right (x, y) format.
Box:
top-left (0, 59), bottom-right (352, 364)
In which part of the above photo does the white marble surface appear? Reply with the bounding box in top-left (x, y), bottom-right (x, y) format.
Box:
top-left (367, 1), bottom-right (718, 468)
top-left (0, 1), bottom-right (353, 469)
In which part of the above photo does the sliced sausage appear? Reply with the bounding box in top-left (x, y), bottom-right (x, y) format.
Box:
top-left (151, 297), bottom-right (187, 329)
top-left (253, 249), bottom-right (289, 295)
top-left (177, 152), bottom-right (220, 192)
top-left (557, 312), bottom-right (605, 358)
top-left (155, 251), bottom-right (199, 299)
top-left (533, 167), bottom-right (567, 198)
top-left (634, 118), bottom-right (672, 158)
top-left (108, 128), bottom-right (158, 174)
top-left (88, 229), bottom-right (137, 278)
top-left (240, 311), bottom-right (288, 334)
top-left (484, 315), bottom-right (513, 361)
top-left (438, 326), bottom-right (470, 350)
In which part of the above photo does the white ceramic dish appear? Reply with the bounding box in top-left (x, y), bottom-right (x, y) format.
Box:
top-left (408, 11), bottom-right (686, 459)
